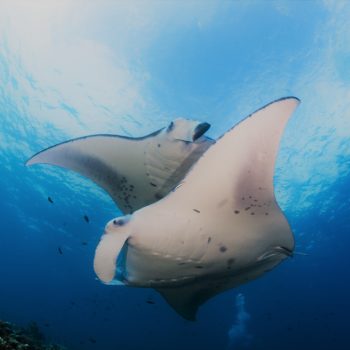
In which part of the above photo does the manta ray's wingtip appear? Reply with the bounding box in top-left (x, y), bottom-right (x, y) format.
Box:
top-left (25, 149), bottom-right (44, 167)
top-left (276, 96), bottom-right (300, 103)
top-left (25, 155), bottom-right (42, 167)
top-left (25, 156), bottom-right (34, 167)
top-left (24, 156), bottom-right (34, 167)
top-left (264, 96), bottom-right (301, 110)
top-left (240, 96), bottom-right (300, 125)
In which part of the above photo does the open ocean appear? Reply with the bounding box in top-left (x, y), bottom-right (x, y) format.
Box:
top-left (0, 1), bottom-right (349, 349)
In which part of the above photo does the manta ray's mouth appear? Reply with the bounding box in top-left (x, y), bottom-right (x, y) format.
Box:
top-left (193, 122), bottom-right (210, 141)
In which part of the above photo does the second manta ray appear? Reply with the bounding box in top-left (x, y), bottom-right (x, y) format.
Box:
top-left (27, 118), bottom-right (213, 213)
top-left (27, 97), bottom-right (299, 320)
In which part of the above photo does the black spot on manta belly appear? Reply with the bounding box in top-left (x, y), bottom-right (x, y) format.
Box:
top-left (234, 210), bottom-right (240, 214)
top-left (219, 245), bottom-right (227, 253)
top-left (207, 237), bottom-right (212, 244)
top-left (193, 209), bottom-right (200, 213)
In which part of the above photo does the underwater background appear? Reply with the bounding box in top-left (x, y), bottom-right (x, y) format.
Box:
top-left (0, 1), bottom-right (349, 349)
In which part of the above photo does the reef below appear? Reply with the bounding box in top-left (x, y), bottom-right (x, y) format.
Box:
top-left (0, 319), bottom-right (66, 350)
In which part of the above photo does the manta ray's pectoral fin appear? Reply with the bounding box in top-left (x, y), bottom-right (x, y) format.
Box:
top-left (26, 119), bottom-right (214, 214)
top-left (151, 98), bottom-right (300, 320)
top-left (26, 132), bottom-right (162, 214)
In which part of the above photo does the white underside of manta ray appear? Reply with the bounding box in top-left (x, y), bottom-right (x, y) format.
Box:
top-left (27, 97), bottom-right (300, 320)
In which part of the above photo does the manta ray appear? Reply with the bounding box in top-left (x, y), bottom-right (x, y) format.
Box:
top-left (27, 97), bottom-right (299, 320)
top-left (27, 118), bottom-right (213, 213)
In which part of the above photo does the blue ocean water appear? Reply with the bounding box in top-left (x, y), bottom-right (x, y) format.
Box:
top-left (0, 1), bottom-right (349, 349)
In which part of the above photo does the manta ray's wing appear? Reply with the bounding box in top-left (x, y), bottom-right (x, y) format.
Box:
top-left (26, 130), bottom-right (213, 214)
top-left (151, 97), bottom-right (300, 319)
top-left (26, 119), bottom-right (214, 214)
top-left (26, 131), bottom-right (166, 213)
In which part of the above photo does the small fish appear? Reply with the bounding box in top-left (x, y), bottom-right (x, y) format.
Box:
top-left (48, 196), bottom-right (53, 204)
top-left (58, 247), bottom-right (63, 255)
top-left (146, 299), bottom-right (155, 305)
top-left (82, 241), bottom-right (88, 246)
top-left (89, 337), bottom-right (97, 344)
top-left (84, 215), bottom-right (89, 223)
